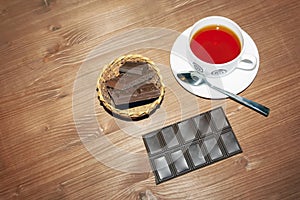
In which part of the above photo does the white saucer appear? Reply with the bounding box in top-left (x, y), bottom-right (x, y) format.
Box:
top-left (170, 27), bottom-right (259, 99)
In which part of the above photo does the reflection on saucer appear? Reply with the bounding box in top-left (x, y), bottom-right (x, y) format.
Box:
top-left (170, 27), bottom-right (259, 99)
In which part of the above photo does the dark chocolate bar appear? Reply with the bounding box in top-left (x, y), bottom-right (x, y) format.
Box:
top-left (105, 72), bottom-right (155, 91)
top-left (108, 83), bottom-right (160, 109)
top-left (105, 73), bottom-right (136, 90)
top-left (142, 107), bottom-right (242, 184)
top-left (119, 61), bottom-right (149, 75)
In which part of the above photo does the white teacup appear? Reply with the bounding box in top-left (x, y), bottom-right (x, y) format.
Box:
top-left (186, 16), bottom-right (257, 78)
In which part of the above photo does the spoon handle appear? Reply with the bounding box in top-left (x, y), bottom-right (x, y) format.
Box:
top-left (210, 85), bottom-right (270, 117)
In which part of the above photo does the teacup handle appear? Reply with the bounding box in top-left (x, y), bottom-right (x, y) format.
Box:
top-left (237, 54), bottom-right (257, 71)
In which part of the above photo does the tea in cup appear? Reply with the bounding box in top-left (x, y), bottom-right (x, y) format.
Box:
top-left (186, 16), bottom-right (257, 77)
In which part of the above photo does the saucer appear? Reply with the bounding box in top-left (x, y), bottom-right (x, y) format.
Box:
top-left (170, 27), bottom-right (260, 99)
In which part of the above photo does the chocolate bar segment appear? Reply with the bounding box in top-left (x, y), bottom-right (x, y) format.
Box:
top-left (161, 126), bottom-right (179, 148)
top-left (107, 83), bottom-right (160, 109)
top-left (106, 72), bottom-right (155, 90)
top-left (210, 108), bottom-right (229, 131)
top-left (193, 114), bottom-right (213, 136)
top-left (170, 150), bottom-right (190, 173)
top-left (178, 119), bottom-right (198, 142)
top-left (188, 143), bottom-right (207, 167)
top-left (153, 156), bottom-right (172, 180)
top-left (142, 107), bottom-right (242, 185)
top-left (119, 61), bottom-right (149, 75)
top-left (221, 131), bottom-right (241, 154)
top-left (105, 73), bottom-right (136, 90)
top-left (143, 131), bottom-right (163, 155)
top-left (204, 137), bottom-right (224, 161)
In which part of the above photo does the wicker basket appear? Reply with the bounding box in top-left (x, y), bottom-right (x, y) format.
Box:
top-left (97, 54), bottom-right (165, 119)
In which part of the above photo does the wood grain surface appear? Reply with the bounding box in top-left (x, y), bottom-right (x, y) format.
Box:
top-left (1, 0), bottom-right (300, 199)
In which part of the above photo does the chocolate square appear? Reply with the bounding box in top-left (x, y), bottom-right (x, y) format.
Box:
top-left (153, 156), bottom-right (173, 180)
top-left (221, 131), bottom-right (241, 154)
top-left (161, 126), bottom-right (179, 148)
top-left (178, 119), bottom-right (198, 142)
top-left (188, 143), bottom-right (207, 167)
top-left (170, 150), bottom-right (190, 174)
top-left (210, 108), bottom-right (229, 131)
top-left (203, 137), bottom-right (224, 161)
top-left (143, 131), bottom-right (163, 155)
top-left (193, 114), bottom-right (213, 136)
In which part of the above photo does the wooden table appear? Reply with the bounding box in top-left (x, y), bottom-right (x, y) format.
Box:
top-left (1, 0), bottom-right (299, 199)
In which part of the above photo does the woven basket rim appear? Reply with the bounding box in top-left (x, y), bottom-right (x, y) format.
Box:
top-left (96, 54), bottom-right (165, 119)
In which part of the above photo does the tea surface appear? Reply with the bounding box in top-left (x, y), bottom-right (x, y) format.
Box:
top-left (190, 25), bottom-right (241, 64)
